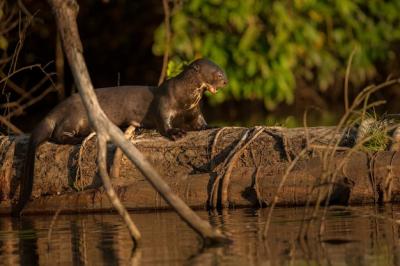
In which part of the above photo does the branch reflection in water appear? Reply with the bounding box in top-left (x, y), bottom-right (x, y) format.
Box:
top-left (0, 206), bottom-right (399, 265)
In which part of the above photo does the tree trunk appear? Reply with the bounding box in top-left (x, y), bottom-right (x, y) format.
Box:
top-left (1, 126), bottom-right (399, 214)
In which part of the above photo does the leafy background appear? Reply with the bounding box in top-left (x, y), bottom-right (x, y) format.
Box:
top-left (153, 0), bottom-right (400, 109)
top-left (1, 0), bottom-right (400, 131)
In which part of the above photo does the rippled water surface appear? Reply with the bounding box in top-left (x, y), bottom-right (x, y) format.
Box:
top-left (1, 206), bottom-right (400, 265)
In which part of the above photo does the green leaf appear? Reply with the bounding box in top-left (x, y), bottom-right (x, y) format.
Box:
top-left (0, 35), bottom-right (8, 50)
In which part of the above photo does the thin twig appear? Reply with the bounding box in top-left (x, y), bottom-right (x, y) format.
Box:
top-left (253, 167), bottom-right (265, 207)
top-left (111, 125), bottom-right (136, 178)
top-left (17, 0), bottom-right (33, 17)
top-left (263, 148), bottom-right (309, 238)
top-left (0, 64), bottom-right (48, 84)
top-left (314, 90), bottom-right (399, 238)
top-left (303, 107), bottom-right (312, 148)
top-left (263, 126), bottom-right (343, 239)
top-left (55, 33), bottom-right (65, 100)
top-left (75, 132), bottom-right (96, 189)
top-left (17, 75), bottom-right (53, 104)
top-left (0, 75), bottom-right (51, 109)
top-left (7, 85), bottom-right (56, 118)
top-left (0, 115), bottom-right (23, 134)
top-left (158, 0), bottom-right (171, 86)
top-left (209, 127), bottom-right (226, 171)
top-left (209, 128), bottom-right (252, 208)
top-left (344, 48), bottom-right (357, 112)
top-left (0, 70), bottom-right (32, 99)
top-left (220, 126), bottom-right (265, 207)
top-left (3, 10), bottom-right (38, 95)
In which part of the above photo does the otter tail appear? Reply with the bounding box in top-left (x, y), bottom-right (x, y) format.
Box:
top-left (13, 120), bottom-right (54, 216)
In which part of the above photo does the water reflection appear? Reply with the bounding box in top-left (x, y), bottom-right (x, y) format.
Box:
top-left (15, 218), bottom-right (39, 266)
top-left (0, 205), bottom-right (399, 265)
top-left (70, 220), bottom-right (87, 265)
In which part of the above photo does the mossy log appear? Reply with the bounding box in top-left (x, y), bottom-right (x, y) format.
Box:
top-left (0, 126), bottom-right (399, 215)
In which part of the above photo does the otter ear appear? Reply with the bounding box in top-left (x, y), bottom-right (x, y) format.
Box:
top-left (192, 63), bottom-right (200, 72)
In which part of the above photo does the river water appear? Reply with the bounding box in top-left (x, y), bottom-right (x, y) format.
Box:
top-left (0, 205), bottom-right (399, 265)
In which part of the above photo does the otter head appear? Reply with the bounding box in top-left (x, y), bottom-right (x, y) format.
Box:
top-left (189, 58), bottom-right (228, 94)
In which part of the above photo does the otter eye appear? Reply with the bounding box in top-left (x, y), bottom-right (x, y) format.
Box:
top-left (192, 64), bottom-right (200, 72)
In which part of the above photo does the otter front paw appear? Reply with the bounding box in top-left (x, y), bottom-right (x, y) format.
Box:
top-left (192, 123), bottom-right (208, 131)
top-left (166, 128), bottom-right (186, 140)
top-left (190, 124), bottom-right (218, 131)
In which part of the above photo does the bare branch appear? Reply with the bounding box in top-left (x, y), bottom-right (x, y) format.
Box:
top-left (0, 70), bottom-right (32, 98)
top-left (0, 115), bottom-right (23, 134)
top-left (0, 64), bottom-right (48, 84)
top-left (344, 48), bottom-right (357, 112)
top-left (47, 0), bottom-right (230, 245)
top-left (55, 33), bottom-right (65, 100)
top-left (158, 0), bottom-right (171, 86)
top-left (7, 85), bottom-right (56, 118)
top-left (97, 135), bottom-right (142, 245)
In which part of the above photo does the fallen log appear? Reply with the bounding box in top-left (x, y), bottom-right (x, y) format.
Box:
top-left (0, 126), bottom-right (399, 215)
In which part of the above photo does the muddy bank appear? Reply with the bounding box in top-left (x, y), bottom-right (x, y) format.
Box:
top-left (0, 127), bottom-right (399, 214)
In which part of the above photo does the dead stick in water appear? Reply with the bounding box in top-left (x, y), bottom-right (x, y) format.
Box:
top-left (47, 0), bottom-right (230, 245)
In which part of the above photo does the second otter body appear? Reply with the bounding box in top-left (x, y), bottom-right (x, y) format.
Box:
top-left (14, 58), bottom-right (228, 215)
top-left (36, 86), bottom-right (154, 145)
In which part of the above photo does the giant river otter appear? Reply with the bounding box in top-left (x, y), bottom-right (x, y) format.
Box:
top-left (14, 58), bottom-right (228, 215)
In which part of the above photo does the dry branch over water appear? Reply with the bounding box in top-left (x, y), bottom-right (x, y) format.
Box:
top-left (22, 0), bottom-right (228, 245)
top-left (1, 126), bottom-right (400, 214)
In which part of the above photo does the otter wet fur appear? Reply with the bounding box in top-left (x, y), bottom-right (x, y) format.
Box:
top-left (14, 58), bottom-right (228, 215)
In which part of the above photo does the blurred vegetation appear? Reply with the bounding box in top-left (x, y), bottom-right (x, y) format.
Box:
top-left (2, 0), bottom-right (400, 131)
top-left (0, 1), bottom-right (13, 57)
top-left (0, 7), bottom-right (9, 51)
top-left (1, 0), bottom-right (165, 132)
top-left (153, 0), bottom-right (400, 110)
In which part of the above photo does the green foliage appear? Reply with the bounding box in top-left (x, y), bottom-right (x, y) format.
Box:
top-left (166, 59), bottom-right (186, 78)
top-left (359, 121), bottom-right (389, 152)
top-left (362, 129), bottom-right (389, 152)
top-left (153, 0), bottom-right (400, 109)
top-left (0, 5), bottom-right (9, 51)
top-left (355, 113), bottom-right (390, 152)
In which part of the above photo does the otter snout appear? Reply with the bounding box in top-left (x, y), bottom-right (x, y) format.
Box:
top-left (221, 75), bottom-right (228, 86)
top-left (216, 71), bottom-right (228, 89)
